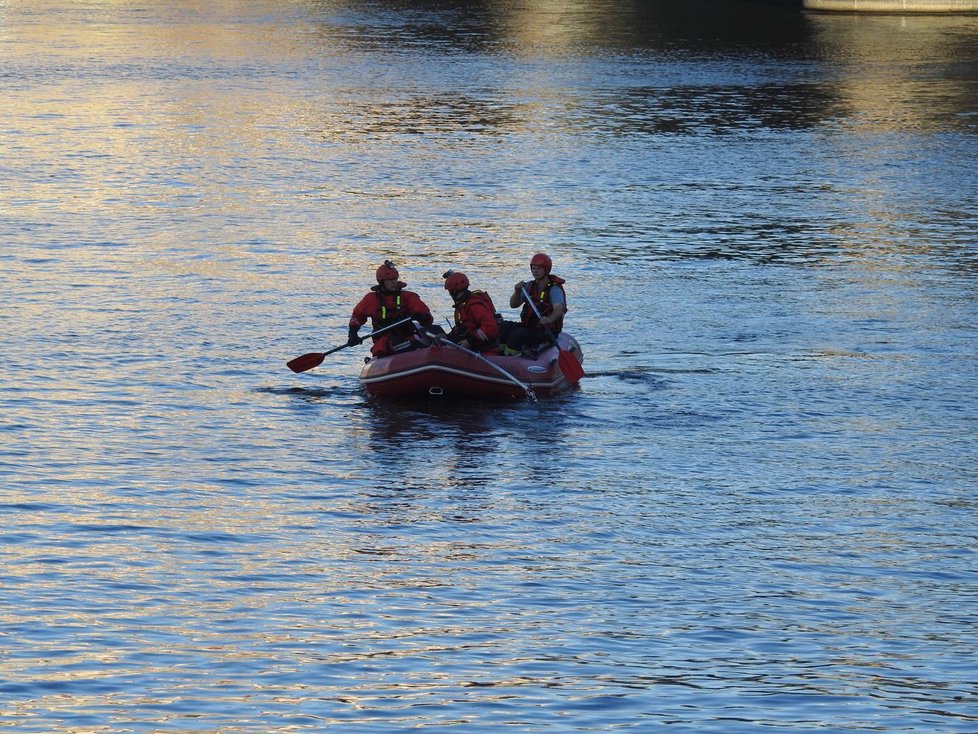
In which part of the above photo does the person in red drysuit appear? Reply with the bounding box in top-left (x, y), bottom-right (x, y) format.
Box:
top-left (348, 260), bottom-right (434, 357)
top-left (442, 270), bottom-right (500, 354)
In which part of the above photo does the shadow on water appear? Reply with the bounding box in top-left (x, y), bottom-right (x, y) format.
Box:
top-left (344, 390), bottom-right (595, 488)
top-left (360, 401), bottom-right (513, 491)
top-left (312, 0), bottom-right (814, 57)
top-left (357, 392), bottom-right (545, 442)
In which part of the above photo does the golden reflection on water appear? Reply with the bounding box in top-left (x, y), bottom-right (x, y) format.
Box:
top-left (807, 12), bottom-right (978, 132)
top-left (797, 12), bottom-right (978, 269)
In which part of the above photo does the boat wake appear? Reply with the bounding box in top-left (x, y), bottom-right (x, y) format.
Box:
top-left (256, 385), bottom-right (356, 401)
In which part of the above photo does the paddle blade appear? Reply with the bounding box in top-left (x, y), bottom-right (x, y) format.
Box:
top-left (558, 348), bottom-right (585, 384)
top-left (287, 352), bottom-right (326, 373)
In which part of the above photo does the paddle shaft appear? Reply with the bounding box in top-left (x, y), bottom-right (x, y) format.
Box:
top-left (519, 283), bottom-right (559, 344)
top-left (287, 316), bottom-right (416, 373)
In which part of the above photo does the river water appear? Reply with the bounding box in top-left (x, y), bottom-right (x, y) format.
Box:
top-left (2, 1), bottom-right (977, 732)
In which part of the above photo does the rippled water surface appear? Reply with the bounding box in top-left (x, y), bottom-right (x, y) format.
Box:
top-left (2, 1), bottom-right (977, 731)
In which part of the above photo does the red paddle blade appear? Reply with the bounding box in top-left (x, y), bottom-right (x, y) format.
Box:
top-left (558, 348), bottom-right (585, 384)
top-left (286, 352), bottom-right (326, 373)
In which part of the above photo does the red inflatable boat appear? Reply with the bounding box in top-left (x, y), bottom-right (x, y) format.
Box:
top-left (359, 333), bottom-right (584, 400)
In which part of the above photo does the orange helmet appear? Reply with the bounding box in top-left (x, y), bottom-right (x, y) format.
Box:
top-left (530, 253), bottom-right (552, 274)
top-left (375, 260), bottom-right (399, 282)
top-left (443, 271), bottom-right (469, 292)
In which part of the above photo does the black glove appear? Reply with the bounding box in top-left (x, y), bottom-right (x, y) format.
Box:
top-left (347, 328), bottom-right (362, 347)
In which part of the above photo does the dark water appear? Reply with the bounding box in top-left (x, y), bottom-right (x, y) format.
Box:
top-left (2, 1), bottom-right (977, 731)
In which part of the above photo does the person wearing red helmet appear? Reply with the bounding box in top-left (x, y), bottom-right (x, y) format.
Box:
top-left (442, 270), bottom-right (499, 354)
top-left (348, 260), bottom-right (434, 357)
top-left (503, 252), bottom-right (567, 354)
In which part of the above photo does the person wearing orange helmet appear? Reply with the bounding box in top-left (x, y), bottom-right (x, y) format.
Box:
top-left (442, 270), bottom-right (500, 354)
top-left (348, 260), bottom-right (434, 357)
top-left (503, 252), bottom-right (567, 354)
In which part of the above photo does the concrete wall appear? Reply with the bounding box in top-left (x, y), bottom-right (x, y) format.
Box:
top-left (804, 0), bottom-right (978, 10)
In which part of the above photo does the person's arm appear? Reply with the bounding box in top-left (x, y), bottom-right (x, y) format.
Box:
top-left (509, 281), bottom-right (526, 309)
top-left (470, 301), bottom-right (499, 342)
top-left (348, 295), bottom-right (371, 345)
top-left (407, 293), bottom-right (434, 327)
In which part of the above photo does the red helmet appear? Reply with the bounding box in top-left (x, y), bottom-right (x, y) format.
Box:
top-left (375, 260), bottom-right (399, 283)
top-left (530, 253), bottom-right (552, 274)
top-left (443, 271), bottom-right (469, 292)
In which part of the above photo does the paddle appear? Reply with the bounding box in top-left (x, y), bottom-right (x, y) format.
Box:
top-left (433, 336), bottom-right (537, 402)
top-left (518, 283), bottom-right (585, 384)
top-left (286, 317), bottom-right (415, 373)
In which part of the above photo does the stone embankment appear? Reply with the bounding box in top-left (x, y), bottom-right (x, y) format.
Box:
top-left (804, 0), bottom-right (978, 10)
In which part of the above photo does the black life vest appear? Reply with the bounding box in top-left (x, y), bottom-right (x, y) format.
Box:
top-left (520, 275), bottom-right (566, 333)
